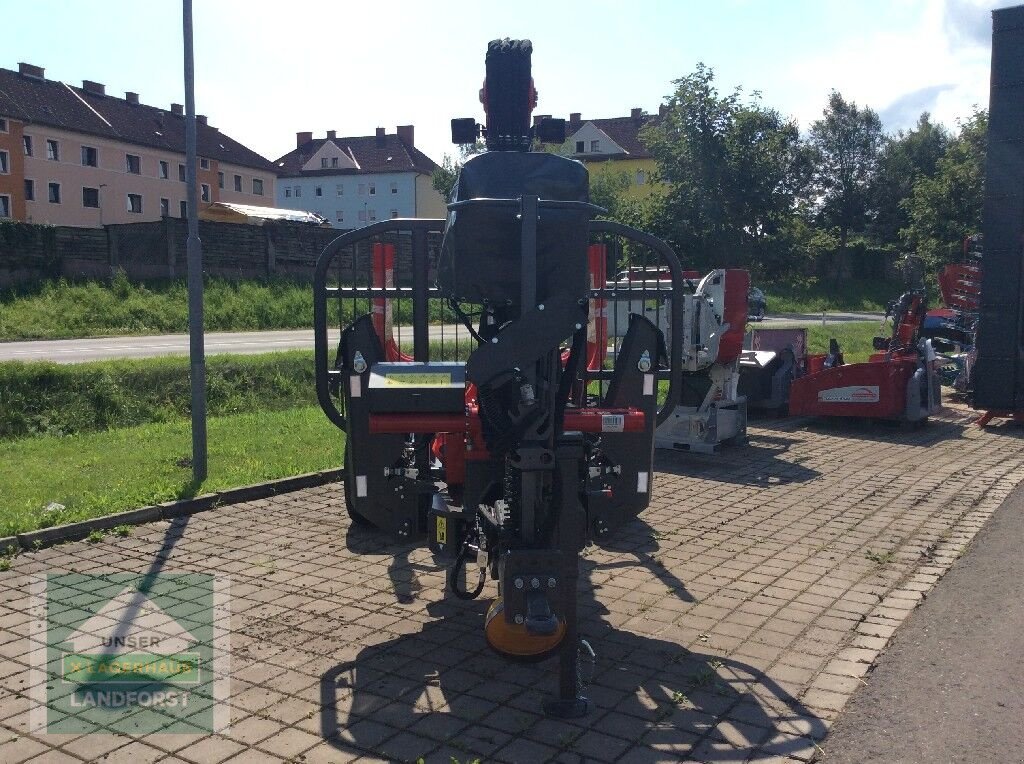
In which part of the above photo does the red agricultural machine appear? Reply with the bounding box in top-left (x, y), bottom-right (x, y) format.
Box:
top-left (314, 39), bottom-right (689, 716)
top-left (788, 258), bottom-right (943, 422)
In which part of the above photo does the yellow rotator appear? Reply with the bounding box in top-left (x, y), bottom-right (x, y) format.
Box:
top-left (484, 598), bottom-right (566, 662)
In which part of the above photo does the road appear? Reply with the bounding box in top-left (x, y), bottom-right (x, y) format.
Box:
top-left (0, 312), bottom-right (883, 364)
top-left (820, 479), bottom-right (1024, 763)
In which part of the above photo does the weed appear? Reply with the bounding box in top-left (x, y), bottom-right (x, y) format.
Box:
top-left (86, 529), bottom-right (104, 544)
top-left (113, 525), bottom-right (132, 538)
top-left (671, 689), bottom-right (690, 706)
top-left (865, 549), bottom-right (895, 565)
top-left (0, 558), bottom-right (11, 572)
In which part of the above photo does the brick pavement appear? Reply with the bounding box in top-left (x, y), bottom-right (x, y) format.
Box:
top-left (1, 402), bottom-right (1023, 763)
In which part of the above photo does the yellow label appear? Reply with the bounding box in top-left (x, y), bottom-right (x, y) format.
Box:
top-left (383, 373), bottom-right (453, 386)
top-left (435, 515), bottom-right (447, 545)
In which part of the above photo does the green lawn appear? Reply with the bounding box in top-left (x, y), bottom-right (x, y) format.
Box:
top-left (761, 279), bottom-right (899, 314)
top-left (804, 320), bottom-right (886, 364)
top-left (0, 406), bottom-right (344, 537)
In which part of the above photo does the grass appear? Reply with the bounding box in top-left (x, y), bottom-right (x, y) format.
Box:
top-left (0, 351), bottom-right (317, 440)
top-left (761, 278), bottom-right (900, 314)
top-left (0, 406), bottom-right (345, 537)
top-left (804, 321), bottom-right (887, 365)
top-left (0, 274), bottom-right (452, 340)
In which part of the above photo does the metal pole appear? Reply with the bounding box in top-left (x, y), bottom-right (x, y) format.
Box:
top-left (183, 0), bottom-right (207, 482)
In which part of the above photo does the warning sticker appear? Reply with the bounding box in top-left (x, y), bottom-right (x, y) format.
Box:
top-left (602, 414), bottom-right (625, 432)
top-left (818, 385), bottom-right (880, 403)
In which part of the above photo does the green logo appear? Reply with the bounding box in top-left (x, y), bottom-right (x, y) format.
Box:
top-left (31, 573), bottom-right (230, 734)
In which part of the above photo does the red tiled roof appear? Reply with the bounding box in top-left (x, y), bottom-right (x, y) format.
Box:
top-left (0, 66), bottom-right (277, 174)
top-left (273, 134), bottom-right (439, 178)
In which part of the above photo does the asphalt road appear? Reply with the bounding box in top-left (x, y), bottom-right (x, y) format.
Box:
top-left (0, 312), bottom-right (883, 364)
top-left (819, 478), bottom-right (1024, 763)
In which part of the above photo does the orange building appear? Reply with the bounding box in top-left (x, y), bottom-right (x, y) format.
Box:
top-left (0, 63), bottom-right (276, 227)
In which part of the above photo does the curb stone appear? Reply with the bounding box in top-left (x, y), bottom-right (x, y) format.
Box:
top-left (6, 468), bottom-right (344, 553)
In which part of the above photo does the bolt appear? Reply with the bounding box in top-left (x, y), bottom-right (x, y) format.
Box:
top-left (538, 304), bottom-right (545, 311)
top-left (514, 614), bottom-right (524, 624)
top-left (575, 323), bottom-right (583, 330)
top-left (514, 578), bottom-right (524, 589)
top-left (548, 577), bottom-right (556, 588)
top-left (491, 337), bottom-right (499, 344)
top-left (531, 577), bottom-right (540, 589)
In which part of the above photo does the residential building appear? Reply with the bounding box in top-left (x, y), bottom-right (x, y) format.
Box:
top-left (273, 126), bottom-right (445, 228)
top-left (548, 107), bottom-right (666, 198)
top-left (0, 62), bottom-right (276, 227)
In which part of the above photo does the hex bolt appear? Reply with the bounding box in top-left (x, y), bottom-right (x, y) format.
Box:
top-left (531, 577), bottom-right (540, 589)
top-left (491, 337), bottom-right (499, 344)
top-left (538, 304), bottom-right (545, 311)
top-left (514, 614), bottom-right (524, 624)
top-left (547, 577), bottom-right (556, 588)
top-left (514, 578), bottom-right (524, 589)
top-left (575, 323), bottom-right (583, 330)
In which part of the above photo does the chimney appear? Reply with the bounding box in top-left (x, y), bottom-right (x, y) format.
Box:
top-left (569, 112), bottom-right (581, 123)
top-left (125, 91), bottom-right (139, 105)
top-left (18, 62), bottom-right (45, 79)
top-left (659, 104), bottom-right (669, 117)
top-left (396, 125), bottom-right (414, 147)
top-left (375, 127), bottom-right (386, 146)
top-left (82, 80), bottom-right (105, 96)
top-left (532, 114), bottom-right (551, 126)
top-left (171, 103), bottom-right (184, 116)
top-left (196, 114), bottom-right (207, 125)
top-left (296, 131), bottom-right (313, 147)
top-left (326, 130), bottom-right (336, 140)
top-left (630, 107), bottom-right (642, 120)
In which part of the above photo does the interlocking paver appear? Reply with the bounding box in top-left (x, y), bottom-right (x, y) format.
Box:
top-left (2, 403), bottom-right (1023, 762)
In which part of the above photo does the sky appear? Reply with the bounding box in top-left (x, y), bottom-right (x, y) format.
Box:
top-left (3, 0), bottom-right (1005, 167)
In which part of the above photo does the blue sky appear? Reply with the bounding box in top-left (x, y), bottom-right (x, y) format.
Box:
top-left (4, 1), bottom-right (1001, 165)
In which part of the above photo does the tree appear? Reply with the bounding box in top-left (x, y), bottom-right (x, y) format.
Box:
top-left (870, 112), bottom-right (950, 248)
top-left (641, 64), bottom-right (809, 275)
top-left (431, 140), bottom-right (485, 199)
top-left (903, 109), bottom-right (987, 270)
top-left (806, 92), bottom-right (883, 279)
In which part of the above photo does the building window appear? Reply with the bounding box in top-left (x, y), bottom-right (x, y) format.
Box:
top-left (635, 170), bottom-right (646, 185)
top-left (321, 158), bottom-right (329, 169)
top-left (390, 208), bottom-right (398, 219)
top-left (331, 157), bottom-right (339, 168)
top-left (48, 182), bottom-right (61, 204)
top-left (285, 188), bottom-right (291, 198)
top-left (46, 139), bottom-right (60, 161)
top-left (390, 182), bottom-right (398, 194)
top-left (358, 209), bottom-right (366, 222)
top-left (294, 186), bottom-right (301, 198)
top-left (201, 183), bottom-right (211, 202)
top-left (368, 208), bottom-right (376, 221)
top-left (24, 179), bottom-right (34, 201)
top-left (0, 150), bottom-right (8, 174)
top-left (178, 163), bottom-right (186, 182)
top-left (180, 200), bottom-right (187, 217)
top-left (315, 185), bottom-right (322, 197)
top-left (252, 178), bottom-right (264, 196)
top-left (81, 146), bottom-right (98, 167)
top-left (233, 174), bottom-right (242, 192)
top-left (575, 140), bottom-right (585, 153)
top-left (160, 198), bottom-right (170, 216)
top-left (126, 154), bottom-right (141, 174)
top-left (368, 183), bottom-right (376, 196)
top-left (218, 171), bottom-right (224, 189)
top-left (0, 118), bottom-right (7, 133)
top-left (336, 184), bottom-right (343, 196)
top-left (82, 187), bottom-right (99, 208)
top-left (590, 140), bottom-right (600, 152)
top-left (0, 195), bottom-right (10, 218)
top-left (159, 160), bottom-right (169, 179)
top-left (199, 157), bottom-right (210, 170)
top-left (23, 136), bottom-right (33, 156)
top-left (127, 193), bottom-right (143, 213)
top-left (335, 210), bottom-right (344, 222)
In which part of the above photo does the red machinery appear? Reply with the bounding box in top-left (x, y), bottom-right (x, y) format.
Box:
top-left (789, 264), bottom-right (942, 422)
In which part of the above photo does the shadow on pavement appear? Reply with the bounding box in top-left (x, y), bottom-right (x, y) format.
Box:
top-left (320, 520), bottom-right (827, 761)
top-left (654, 432), bottom-right (820, 487)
